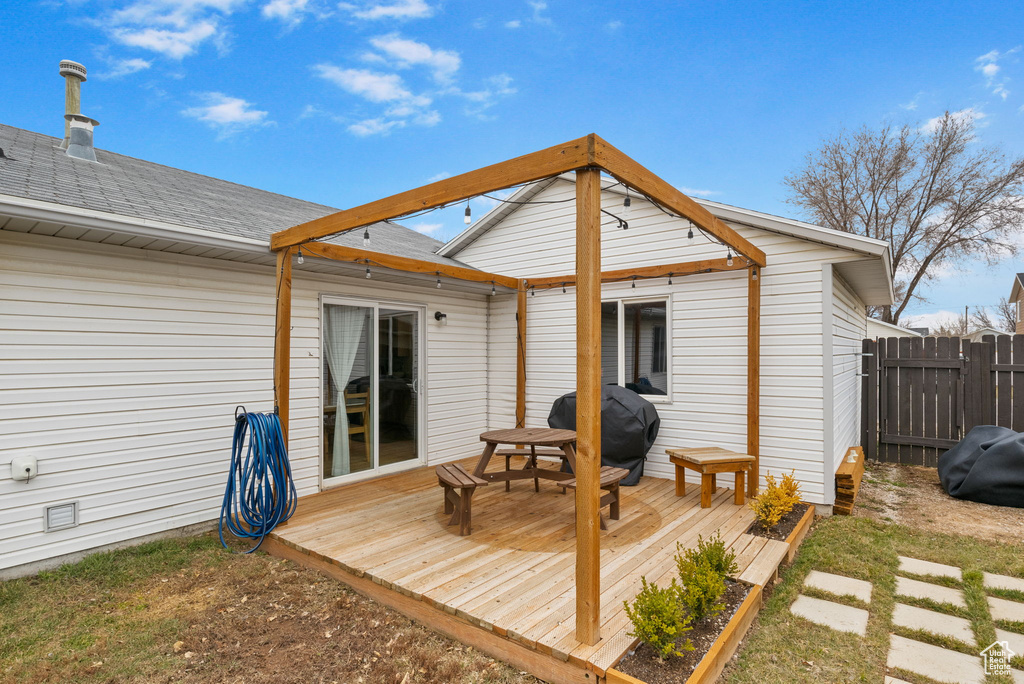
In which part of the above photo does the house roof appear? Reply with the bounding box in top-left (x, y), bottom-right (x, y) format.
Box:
top-left (0, 123), bottom-right (463, 268)
top-left (440, 175), bottom-right (895, 305)
top-left (866, 318), bottom-right (923, 337)
top-left (1010, 273), bottom-right (1024, 301)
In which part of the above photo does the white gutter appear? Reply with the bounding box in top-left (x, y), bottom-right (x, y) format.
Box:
top-left (0, 193), bottom-right (269, 254)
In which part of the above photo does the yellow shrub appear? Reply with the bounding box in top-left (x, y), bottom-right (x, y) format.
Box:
top-left (748, 471), bottom-right (801, 530)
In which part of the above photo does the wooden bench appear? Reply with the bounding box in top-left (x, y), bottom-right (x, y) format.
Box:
top-left (436, 463), bottom-right (489, 536)
top-left (494, 448), bottom-right (570, 491)
top-left (561, 466), bottom-right (630, 530)
top-left (666, 447), bottom-right (754, 508)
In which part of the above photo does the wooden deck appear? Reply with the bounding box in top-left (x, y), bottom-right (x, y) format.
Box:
top-left (267, 458), bottom-right (790, 681)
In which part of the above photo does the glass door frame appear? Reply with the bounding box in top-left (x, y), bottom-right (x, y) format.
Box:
top-left (319, 294), bottom-right (426, 489)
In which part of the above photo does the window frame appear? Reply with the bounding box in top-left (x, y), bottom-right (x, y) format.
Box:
top-left (602, 295), bottom-right (672, 404)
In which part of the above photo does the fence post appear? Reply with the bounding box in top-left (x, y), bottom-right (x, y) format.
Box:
top-left (862, 338), bottom-right (878, 461)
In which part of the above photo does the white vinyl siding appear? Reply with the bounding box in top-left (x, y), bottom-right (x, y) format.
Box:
top-left (831, 272), bottom-right (867, 474)
top-left (467, 178), bottom-right (870, 503)
top-left (0, 230), bottom-right (489, 573)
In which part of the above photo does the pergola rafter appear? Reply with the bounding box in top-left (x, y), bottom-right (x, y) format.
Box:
top-left (269, 134), bottom-right (764, 647)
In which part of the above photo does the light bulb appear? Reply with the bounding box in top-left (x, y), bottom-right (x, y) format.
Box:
top-left (668, 273), bottom-right (673, 285)
top-left (436, 274), bottom-right (441, 288)
top-left (752, 269), bottom-right (758, 281)
top-left (296, 248), bottom-right (304, 265)
top-left (491, 281), bottom-right (496, 296)
top-left (464, 205), bottom-right (472, 225)
top-left (726, 250), bottom-right (733, 267)
top-left (632, 277), bottom-right (636, 289)
top-left (365, 267), bottom-right (371, 279)
top-left (622, 193), bottom-right (631, 219)
top-left (687, 228), bottom-right (694, 244)
top-left (562, 283), bottom-right (566, 294)
top-left (363, 228), bottom-right (370, 248)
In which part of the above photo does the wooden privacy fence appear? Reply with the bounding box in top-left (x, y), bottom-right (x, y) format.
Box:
top-left (861, 334), bottom-right (1024, 466)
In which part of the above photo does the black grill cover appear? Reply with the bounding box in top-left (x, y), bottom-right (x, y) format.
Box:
top-left (938, 425), bottom-right (1024, 508)
top-left (547, 385), bottom-right (660, 486)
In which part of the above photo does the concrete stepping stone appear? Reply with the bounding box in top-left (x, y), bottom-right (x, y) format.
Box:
top-left (989, 595), bottom-right (1024, 623)
top-left (884, 678), bottom-right (914, 684)
top-left (887, 634), bottom-right (985, 684)
top-left (985, 572), bottom-right (1024, 594)
top-left (1012, 669), bottom-right (1024, 684)
top-left (895, 576), bottom-right (967, 608)
top-left (898, 555), bottom-right (962, 581)
top-left (892, 603), bottom-right (975, 645)
top-left (803, 570), bottom-right (873, 603)
top-left (790, 594), bottom-right (869, 635)
top-left (995, 627), bottom-right (1024, 658)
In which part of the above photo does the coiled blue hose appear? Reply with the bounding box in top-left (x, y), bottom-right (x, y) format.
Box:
top-left (219, 409), bottom-right (297, 553)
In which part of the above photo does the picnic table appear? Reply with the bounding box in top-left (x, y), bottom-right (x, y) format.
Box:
top-left (473, 427), bottom-right (578, 488)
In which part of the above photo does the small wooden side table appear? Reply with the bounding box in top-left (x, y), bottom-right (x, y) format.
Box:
top-left (666, 447), bottom-right (755, 508)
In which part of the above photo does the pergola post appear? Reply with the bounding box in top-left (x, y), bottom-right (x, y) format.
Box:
top-left (274, 247), bottom-right (294, 441)
top-left (575, 167), bottom-right (602, 645)
top-left (516, 280), bottom-right (527, 428)
top-left (747, 265), bottom-right (760, 496)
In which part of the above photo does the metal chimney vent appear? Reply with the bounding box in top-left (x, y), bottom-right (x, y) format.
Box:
top-left (65, 114), bottom-right (100, 162)
top-left (45, 501), bottom-right (79, 532)
top-left (59, 60), bottom-right (87, 81)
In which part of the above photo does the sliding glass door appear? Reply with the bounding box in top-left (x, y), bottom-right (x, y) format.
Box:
top-left (321, 298), bottom-right (423, 485)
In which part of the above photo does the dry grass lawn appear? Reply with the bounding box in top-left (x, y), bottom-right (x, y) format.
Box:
top-left (0, 533), bottom-right (540, 684)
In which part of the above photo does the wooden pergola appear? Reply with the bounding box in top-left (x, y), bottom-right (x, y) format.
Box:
top-left (269, 134), bottom-right (765, 646)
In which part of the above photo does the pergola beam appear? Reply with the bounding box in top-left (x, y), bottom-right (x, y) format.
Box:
top-left (273, 247), bottom-right (294, 440)
top-left (270, 134), bottom-right (765, 268)
top-left (300, 242), bottom-right (518, 290)
top-left (270, 136), bottom-right (596, 251)
top-left (526, 257), bottom-right (746, 289)
top-left (593, 137), bottom-right (766, 268)
top-left (747, 266), bottom-right (761, 496)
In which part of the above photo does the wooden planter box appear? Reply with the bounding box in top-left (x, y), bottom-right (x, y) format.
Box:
top-left (605, 505), bottom-right (815, 684)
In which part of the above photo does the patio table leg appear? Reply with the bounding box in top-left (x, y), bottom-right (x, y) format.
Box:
top-left (530, 445), bottom-right (539, 492)
top-left (700, 472), bottom-right (713, 508)
top-left (710, 473), bottom-right (717, 493)
top-left (674, 464), bottom-right (686, 496)
top-left (734, 470), bottom-right (746, 505)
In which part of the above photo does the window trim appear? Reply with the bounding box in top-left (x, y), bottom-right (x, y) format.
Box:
top-left (603, 295), bottom-right (672, 403)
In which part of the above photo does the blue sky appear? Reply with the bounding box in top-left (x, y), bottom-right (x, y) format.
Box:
top-left (2, 0), bottom-right (1023, 328)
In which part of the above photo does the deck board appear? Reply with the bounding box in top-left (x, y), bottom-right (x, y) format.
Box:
top-left (270, 457), bottom-right (792, 678)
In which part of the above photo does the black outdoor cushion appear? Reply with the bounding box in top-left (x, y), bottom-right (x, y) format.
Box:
top-left (938, 425), bottom-right (1024, 508)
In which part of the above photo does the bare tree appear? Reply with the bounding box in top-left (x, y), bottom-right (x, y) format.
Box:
top-left (995, 297), bottom-right (1018, 333)
top-left (933, 310), bottom-right (969, 337)
top-left (785, 112), bottom-right (1024, 324)
top-left (970, 306), bottom-right (995, 331)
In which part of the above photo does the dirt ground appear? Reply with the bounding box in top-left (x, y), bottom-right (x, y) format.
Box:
top-left (855, 460), bottom-right (1024, 544)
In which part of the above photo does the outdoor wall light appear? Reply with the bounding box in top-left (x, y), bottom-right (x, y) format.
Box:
top-left (434, 311), bottom-right (447, 324)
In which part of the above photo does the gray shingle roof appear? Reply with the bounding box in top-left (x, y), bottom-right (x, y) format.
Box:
top-left (0, 123), bottom-right (461, 266)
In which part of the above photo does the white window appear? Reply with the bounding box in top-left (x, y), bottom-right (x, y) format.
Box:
top-left (601, 298), bottom-right (670, 401)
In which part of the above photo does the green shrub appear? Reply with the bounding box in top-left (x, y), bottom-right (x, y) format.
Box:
top-left (623, 577), bottom-right (694, 660)
top-left (678, 533), bottom-right (738, 579)
top-left (748, 471), bottom-right (802, 530)
top-left (676, 556), bottom-right (727, 621)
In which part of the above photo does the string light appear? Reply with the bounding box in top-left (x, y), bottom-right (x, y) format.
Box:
top-left (632, 276), bottom-right (637, 289)
top-left (622, 187), bottom-right (631, 218)
top-left (752, 268), bottom-right (758, 281)
top-left (726, 249), bottom-right (734, 267)
top-left (436, 271), bottom-right (441, 289)
top-left (562, 282), bottom-right (566, 294)
top-left (296, 246), bottom-right (304, 265)
top-left (531, 286), bottom-right (535, 296)
top-left (464, 204), bottom-right (472, 225)
top-left (491, 280), bottom-right (496, 296)
top-left (668, 273), bottom-right (673, 285)
top-left (365, 259), bottom-right (371, 279)
top-left (687, 225), bottom-right (695, 245)
top-left (363, 228), bottom-right (370, 248)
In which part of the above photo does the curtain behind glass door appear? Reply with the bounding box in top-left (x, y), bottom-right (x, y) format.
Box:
top-left (323, 304), bottom-right (373, 478)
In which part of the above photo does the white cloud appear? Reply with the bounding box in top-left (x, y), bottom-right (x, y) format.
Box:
top-left (678, 187), bottom-right (721, 197)
top-left (901, 310), bottom-right (963, 331)
top-left (348, 117), bottom-right (406, 136)
top-left (182, 92), bottom-right (271, 136)
top-left (899, 91), bottom-right (925, 111)
top-left (920, 107), bottom-right (986, 134)
top-left (369, 33), bottom-right (460, 84)
top-left (262, 0), bottom-right (309, 24)
top-left (456, 73), bottom-right (516, 117)
top-left (339, 0), bottom-right (433, 20)
top-left (606, 20), bottom-right (622, 31)
top-left (505, 19), bottom-right (521, 28)
top-left (97, 57), bottom-right (152, 79)
top-left (426, 171), bottom-right (450, 182)
top-left (100, 0), bottom-right (245, 59)
top-left (975, 47), bottom-right (1020, 100)
top-left (528, 0), bottom-right (551, 25)
top-left (314, 65), bottom-right (421, 103)
top-left (410, 222), bottom-right (442, 235)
